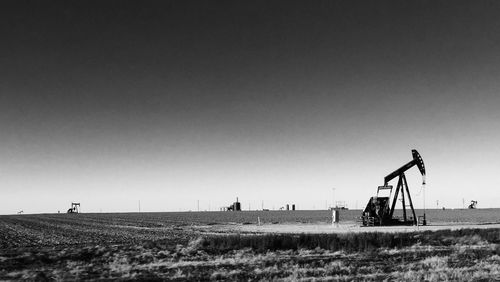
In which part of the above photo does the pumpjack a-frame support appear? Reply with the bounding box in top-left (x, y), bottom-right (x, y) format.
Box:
top-left (389, 173), bottom-right (417, 225)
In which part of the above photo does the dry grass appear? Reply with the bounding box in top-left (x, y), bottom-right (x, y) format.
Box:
top-left (1, 213), bottom-right (499, 280)
top-left (0, 228), bottom-right (499, 280)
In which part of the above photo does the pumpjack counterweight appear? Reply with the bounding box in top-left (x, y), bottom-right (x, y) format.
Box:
top-left (361, 149), bottom-right (426, 226)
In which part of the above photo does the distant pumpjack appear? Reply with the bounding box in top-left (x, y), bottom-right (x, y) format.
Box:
top-left (468, 200), bottom-right (478, 209)
top-left (67, 202), bottom-right (80, 213)
top-left (361, 149), bottom-right (426, 226)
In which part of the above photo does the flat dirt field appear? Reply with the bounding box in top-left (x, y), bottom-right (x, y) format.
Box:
top-left (1, 210), bottom-right (499, 280)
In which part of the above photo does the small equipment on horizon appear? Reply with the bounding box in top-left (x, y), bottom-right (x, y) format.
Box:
top-left (332, 208), bottom-right (340, 226)
top-left (332, 201), bottom-right (349, 210)
top-left (468, 200), bottom-right (478, 209)
top-left (67, 202), bottom-right (80, 213)
top-left (361, 149), bottom-right (426, 226)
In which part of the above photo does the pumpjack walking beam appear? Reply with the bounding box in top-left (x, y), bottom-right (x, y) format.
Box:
top-left (384, 150), bottom-right (426, 186)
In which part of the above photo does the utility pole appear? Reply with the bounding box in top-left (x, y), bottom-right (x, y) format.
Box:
top-left (197, 200), bottom-right (199, 212)
top-left (138, 200), bottom-right (141, 212)
top-left (332, 187), bottom-right (336, 209)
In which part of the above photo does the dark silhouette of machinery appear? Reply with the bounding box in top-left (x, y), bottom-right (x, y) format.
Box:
top-left (468, 200), bottom-right (478, 209)
top-left (67, 202), bottom-right (80, 213)
top-left (227, 198), bottom-right (241, 211)
top-left (361, 149), bottom-right (426, 226)
top-left (280, 204), bottom-right (296, 211)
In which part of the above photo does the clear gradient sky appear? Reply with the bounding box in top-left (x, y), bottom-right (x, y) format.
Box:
top-left (1, 0), bottom-right (500, 214)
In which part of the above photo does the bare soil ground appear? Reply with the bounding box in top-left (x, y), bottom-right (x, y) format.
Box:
top-left (1, 212), bottom-right (499, 281)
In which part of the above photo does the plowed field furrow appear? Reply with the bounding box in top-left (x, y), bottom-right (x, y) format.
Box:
top-left (0, 213), bottom-right (499, 281)
top-left (1, 216), bottom-right (184, 247)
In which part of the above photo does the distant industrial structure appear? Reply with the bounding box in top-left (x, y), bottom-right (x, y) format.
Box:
top-left (67, 202), bottom-right (80, 213)
top-left (332, 201), bottom-right (348, 210)
top-left (221, 198), bottom-right (297, 212)
top-left (223, 198), bottom-right (241, 211)
top-left (282, 204), bottom-right (295, 211)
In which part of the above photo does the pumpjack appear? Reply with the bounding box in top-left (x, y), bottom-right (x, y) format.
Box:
top-left (468, 200), bottom-right (477, 209)
top-left (361, 149), bottom-right (426, 226)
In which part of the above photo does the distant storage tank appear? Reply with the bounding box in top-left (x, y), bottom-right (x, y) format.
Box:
top-left (234, 197), bottom-right (241, 211)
